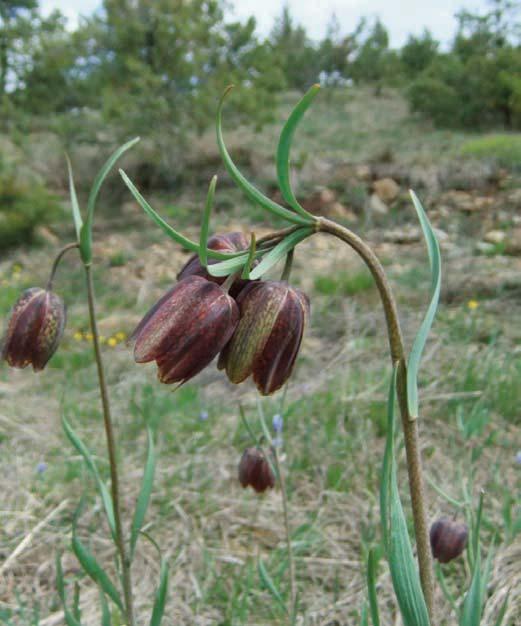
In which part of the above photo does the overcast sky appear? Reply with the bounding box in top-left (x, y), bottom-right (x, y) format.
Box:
top-left (40, 0), bottom-right (491, 47)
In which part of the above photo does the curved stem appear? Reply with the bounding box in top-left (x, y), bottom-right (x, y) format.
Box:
top-left (46, 243), bottom-right (80, 291)
top-left (316, 217), bottom-right (434, 618)
top-left (84, 265), bottom-right (135, 626)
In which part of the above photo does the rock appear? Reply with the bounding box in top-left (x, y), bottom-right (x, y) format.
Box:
top-left (301, 187), bottom-right (337, 214)
top-left (368, 193), bottom-right (389, 215)
top-left (35, 226), bottom-right (60, 246)
top-left (384, 227), bottom-right (421, 244)
top-left (442, 191), bottom-right (494, 212)
top-left (354, 164), bottom-right (372, 181)
top-left (484, 230), bottom-right (506, 245)
top-left (373, 177), bottom-right (400, 203)
top-left (326, 202), bottom-right (357, 221)
top-left (475, 241), bottom-right (496, 255)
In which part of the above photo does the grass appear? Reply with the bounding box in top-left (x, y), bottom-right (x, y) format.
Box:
top-left (0, 88), bottom-right (520, 625)
top-left (461, 133), bottom-right (521, 170)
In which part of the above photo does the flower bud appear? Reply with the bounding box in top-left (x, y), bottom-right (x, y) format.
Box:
top-left (1, 287), bottom-right (66, 372)
top-left (131, 276), bottom-right (239, 384)
top-left (238, 447), bottom-right (275, 493)
top-left (218, 281), bottom-right (309, 395)
top-left (178, 231), bottom-right (252, 297)
top-left (430, 517), bottom-right (468, 563)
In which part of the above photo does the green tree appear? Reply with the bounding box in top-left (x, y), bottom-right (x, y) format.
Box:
top-left (0, 0), bottom-right (37, 96)
top-left (400, 30), bottom-right (439, 78)
top-left (350, 18), bottom-right (396, 94)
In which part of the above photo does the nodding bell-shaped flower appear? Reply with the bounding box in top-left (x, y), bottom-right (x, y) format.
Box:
top-left (218, 281), bottom-right (309, 395)
top-left (131, 275), bottom-right (239, 385)
top-left (238, 447), bottom-right (275, 493)
top-left (430, 517), bottom-right (468, 563)
top-left (1, 288), bottom-right (66, 372)
top-left (178, 231), bottom-right (252, 297)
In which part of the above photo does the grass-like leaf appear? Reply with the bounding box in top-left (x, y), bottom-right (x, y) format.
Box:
top-left (241, 233), bottom-right (257, 279)
top-left (381, 366), bottom-right (431, 626)
top-left (217, 87), bottom-right (312, 226)
top-left (65, 154), bottom-right (83, 242)
top-left (199, 176), bottom-right (217, 268)
top-left (99, 591), bottom-right (111, 626)
top-left (459, 548), bottom-right (482, 626)
top-left (207, 251), bottom-right (250, 277)
top-left (360, 603), bottom-right (369, 626)
top-left (258, 557), bottom-right (288, 614)
top-left (249, 227), bottom-right (313, 280)
top-left (493, 590), bottom-right (510, 626)
top-left (130, 427), bottom-right (157, 560)
top-left (56, 554), bottom-right (82, 626)
top-left (71, 522), bottom-right (124, 612)
top-left (276, 84), bottom-right (320, 220)
top-left (407, 190), bottom-right (441, 419)
top-left (120, 170), bottom-right (243, 261)
top-left (367, 549), bottom-right (380, 626)
top-left (62, 415), bottom-right (116, 541)
top-left (79, 138), bottom-right (139, 264)
top-left (150, 558), bottom-right (169, 626)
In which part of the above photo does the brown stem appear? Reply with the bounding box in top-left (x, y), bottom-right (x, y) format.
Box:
top-left (46, 243), bottom-right (80, 291)
top-left (316, 217), bottom-right (434, 618)
top-left (84, 264), bottom-right (135, 626)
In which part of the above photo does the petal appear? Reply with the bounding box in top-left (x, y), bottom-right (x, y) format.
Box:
top-left (32, 292), bottom-right (66, 371)
top-left (223, 282), bottom-right (287, 384)
top-left (253, 287), bottom-right (307, 395)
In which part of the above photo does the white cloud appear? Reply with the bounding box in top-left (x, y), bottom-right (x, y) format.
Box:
top-left (41, 0), bottom-right (490, 46)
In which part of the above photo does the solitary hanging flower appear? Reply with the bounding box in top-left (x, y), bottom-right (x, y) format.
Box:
top-left (1, 288), bottom-right (66, 372)
top-left (430, 517), bottom-right (468, 563)
top-left (238, 447), bottom-right (275, 493)
top-left (131, 275), bottom-right (239, 384)
top-left (178, 231), bottom-right (252, 297)
top-left (218, 281), bottom-right (309, 395)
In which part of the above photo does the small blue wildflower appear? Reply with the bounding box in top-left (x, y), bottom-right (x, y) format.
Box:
top-left (516, 450), bottom-right (521, 465)
top-left (272, 413), bottom-right (283, 434)
top-left (36, 461), bottom-right (48, 474)
top-left (199, 410), bottom-right (209, 422)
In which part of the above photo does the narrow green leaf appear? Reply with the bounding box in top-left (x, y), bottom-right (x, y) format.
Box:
top-left (217, 87), bottom-right (312, 226)
top-left (367, 549), bottom-right (380, 626)
top-left (199, 176), bottom-right (217, 268)
top-left (360, 603), bottom-right (369, 626)
top-left (435, 563), bottom-right (458, 615)
top-left (459, 548), bottom-right (482, 626)
top-left (241, 233), bottom-right (257, 280)
top-left (72, 583), bottom-right (81, 621)
top-left (493, 590), bottom-right (510, 626)
top-left (249, 228), bottom-right (312, 280)
top-left (61, 415), bottom-right (116, 541)
top-left (65, 154), bottom-right (83, 242)
top-left (56, 553), bottom-right (82, 626)
top-left (258, 557), bottom-right (288, 614)
top-left (120, 170), bottom-right (243, 261)
top-left (407, 190), bottom-right (441, 419)
top-left (207, 251), bottom-right (250, 277)
top-left (99, 591), bottom-right (111, 626)
top-left (150, 559), bottom-right (169, 626)
top-left (276, 84), bottom-right (320, 219)
top-left (71, 525), bottom-right (123, 612)
top-left (130, 427), bottom-right (157, 560)
top-left (79, 138), bottom-right (139, 264)
top-left (381, 367), bottom-right (431, 626)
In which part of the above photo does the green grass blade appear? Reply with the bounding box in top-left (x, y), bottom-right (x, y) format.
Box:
top-left (72, 583), bottom-right (81, 622)
top-left (130, 427), bottom-right (157, 560)
top-left (258, 557), bottom-right (288, 614)
top-left (367, 549), bottom-right (380, 626)
top-left (276, 84), bottom-right (320, 219)
top-left (407, 190), bottom-right (441, 419)
top-left (241, 233), bottom-right (257, 280)
top-left (217, 87), bottom-right (312, 226)
top-left (199, 176), bottom-right (217, 268)
top-left (249, 228), bottom-right (313, 280)
top-left (381, 366), bottom-right (431, 626)
top-left (71, 523), bottom-right (124, 612)
top-left (120, 170), bottom-right (243, 261)
top-left (149, 558), bottom-right (169, 626)
top-left (207, 252), bottom-right (250, 277)
top-left (360, 603), bottom-right (369, 626)
top-left (61, 415), bottom-right (116, 541)
top-left (56, 554), bottom-right (81, 626)
top-left (65, 154), bottom-right (83, 242)
top-left (459, 548), bottom-right (482, 626)
top-left (99, 591), bottom-right (111, 626)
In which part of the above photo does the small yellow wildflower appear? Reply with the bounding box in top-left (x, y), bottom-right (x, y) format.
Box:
top-left (85, 332), bottom-right (94, 341)
top-left (12, 264), bottom-right (22, 273)
top-left (107, 337), bottom-right (118, 347)
top-left (73, 331), bottom-right (83, 341)
top-left (115, 331), bottom-right (127, 341)
top-left (467, 300), bottom-right (479, 310)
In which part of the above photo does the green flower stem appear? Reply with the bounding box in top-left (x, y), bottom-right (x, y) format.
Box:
top-left (46, 243), bottom-right (80, 291)
top-left (272, 446), bottom-right (296, 622)
top-left (84, 264), bottom-right (135, 626)
top-left (316, 216), bottom-right (434, 619)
